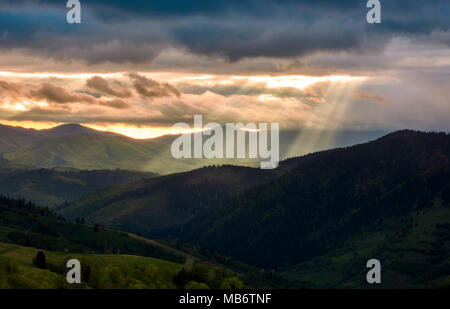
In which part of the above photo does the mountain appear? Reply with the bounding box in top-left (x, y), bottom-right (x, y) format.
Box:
top-left (0, 124), bottom-right (41, 153)
top-left (0, 124), bottom-right (179, 173)
top-left (0, 123), bottom-right (103, 153)
top-left (0, 168), bottom-right (158, 207)
top-left (57, 130), bottom-right (450, 288)
top-left (0, 124), bottom-right (261, 174)
top-left (178, 131), bottom-right (450, 268)
top-left (0, 123), bottom-right (388, 174)
top-left (4, 133), bottom-right (168, 172)
top-left (39, 123), bottom-right (111, 138)
top-left (57, 165), bottom-right (280, 236)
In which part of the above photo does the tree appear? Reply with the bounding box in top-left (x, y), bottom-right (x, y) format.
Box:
top-left (34, 251), bottom-right (46, 269)
top-left (185, 281), bottom-right (210, 289)
top-left (220, 277), bottom-right (244, 289)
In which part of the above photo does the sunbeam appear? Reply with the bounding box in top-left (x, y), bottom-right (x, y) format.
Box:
top-left (286, 80), bottom-right (363, 158)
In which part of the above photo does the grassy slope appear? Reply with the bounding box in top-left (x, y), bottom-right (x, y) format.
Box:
top-left (0, 242), bottom-right (182, 271)
top-left (0, 197), bottom-right (260, 289)
top-left (0, 242), bottom-right (182, 289)
top-left (0, 198), bottom-right (187, 264)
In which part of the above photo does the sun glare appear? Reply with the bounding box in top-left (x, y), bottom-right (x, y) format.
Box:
top-left (83, 123), bottom-right (203, 139)
top-left (242, 75), bottom-right (365, 90)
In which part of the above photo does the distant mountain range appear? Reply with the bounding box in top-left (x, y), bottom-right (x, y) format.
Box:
top-left (0, 123), bottom-right (388, 175)
top-left (0, 124), bottom-right (187, 174)
top-left (0, 123), bottom-right (112, 153)
top-left (57, 130), bottom-right (450, 288)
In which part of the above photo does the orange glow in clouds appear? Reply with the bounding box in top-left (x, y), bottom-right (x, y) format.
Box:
top-left (0, 72), bottom-right (367, 138)
top-left (0, 120), bottom-right (63, 130)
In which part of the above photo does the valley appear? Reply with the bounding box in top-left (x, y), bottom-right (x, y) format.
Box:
top-left (0, 127), bottom-right (448, 288)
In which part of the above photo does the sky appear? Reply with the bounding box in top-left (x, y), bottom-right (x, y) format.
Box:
top-left (0, 0), bottom-right (449, 139)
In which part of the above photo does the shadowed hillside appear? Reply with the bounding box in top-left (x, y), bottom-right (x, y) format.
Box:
top-left (178, 131), bottom-right (449, 271)
top-left (56, 130), bottom-right (450, 288)
top-left (57, 165), bottom-right (279, 236)
top-left (0, 168), bottom-right (158, 207)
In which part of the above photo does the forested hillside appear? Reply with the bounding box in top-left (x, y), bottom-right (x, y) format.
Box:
top-left (180, 131), bottom-right (449, 270)
top-left (58, 166), bottom-right (278, 236)
top-left (56, 130), bottom-right (450, 287)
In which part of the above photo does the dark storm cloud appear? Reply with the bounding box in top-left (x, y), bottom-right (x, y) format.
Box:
top-left (170, 19), bottom-right (372, 61)
top-left (0, 1), bottom-right (449, 63)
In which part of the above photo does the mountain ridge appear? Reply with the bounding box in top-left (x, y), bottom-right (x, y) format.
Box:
top-left (0, 122), bottom-right (390, 174)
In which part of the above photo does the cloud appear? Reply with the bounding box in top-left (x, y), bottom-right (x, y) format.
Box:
top-left (29, 83), bottom-right (95, 104)
top-left (129, 73), bottom-right (181, 99)
top-left (0, 79), bottom-right (131, 111)
top-left (177, 83), bottom-right (305, 98)
top-left (0, 80), bottom-right (23, 94)
top-left (352, 90), bottom-right (386, 103)
top-left (99, 98), bottom-right (130, 109)
top-left (175, 77), bottom-right (335, 106)
top-left (0, 1), bottom-right (449, 65)
top-left (0, 74), bottom-right (182, 114)
top-left (3, 0), bottom-right (450, 135)
top-left (86, 76), bottom-right (131, 98)
top-left (0, 73), bottom-right (315, 127)
top-left (1, 64), bottom-right (449, 133)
